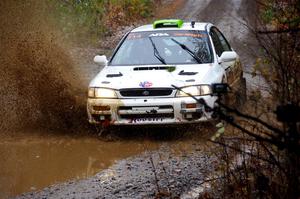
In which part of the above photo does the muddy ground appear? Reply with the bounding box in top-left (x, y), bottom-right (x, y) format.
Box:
top-left (0, 0), bottom-right (260, 198)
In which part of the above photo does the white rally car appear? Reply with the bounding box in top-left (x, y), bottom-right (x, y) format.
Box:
top-left (87, 19), bottom-right (245, 126)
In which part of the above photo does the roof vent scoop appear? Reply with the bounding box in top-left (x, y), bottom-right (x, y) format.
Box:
top-left (153, 19), bottom-right (184, 29)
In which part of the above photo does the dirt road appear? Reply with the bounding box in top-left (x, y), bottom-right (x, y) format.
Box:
top-left (177, 0), bottom-right (260, 88)
top-left (1, 0), bottom-right (259, 198)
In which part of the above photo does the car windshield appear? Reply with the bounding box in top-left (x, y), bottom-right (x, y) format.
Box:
top-left (110, 30), bottom-right (213, 66)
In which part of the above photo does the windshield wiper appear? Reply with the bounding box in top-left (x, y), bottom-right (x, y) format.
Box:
top-left (148, 37), bottom-right (167, 65)
top-left (171, 38), bottom-right (202, 64)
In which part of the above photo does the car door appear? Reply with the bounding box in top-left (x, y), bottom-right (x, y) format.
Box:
top-left (210, 27), bottom-right (241, 85)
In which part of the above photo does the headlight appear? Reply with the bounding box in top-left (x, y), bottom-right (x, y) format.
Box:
top-left (200, 85), bottom-right (211, 95)
top-left (177, 86), bottom-right (200, 97)
top-left (176, 85), bottom-right (211, 97)
top-left (88, 88), bottom-right (95, 97)
top-left (88, 88), bottom-right (117, 98)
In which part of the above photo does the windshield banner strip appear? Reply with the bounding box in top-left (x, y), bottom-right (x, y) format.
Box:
top-left (127, 30), bottom-right (207, 40)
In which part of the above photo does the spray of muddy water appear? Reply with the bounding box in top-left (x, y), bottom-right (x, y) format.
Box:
top-left (0, 0), bottom-right (87, 133)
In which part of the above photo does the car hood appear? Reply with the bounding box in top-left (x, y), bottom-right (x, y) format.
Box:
top-left (89, 64), bottom-right (218, 89)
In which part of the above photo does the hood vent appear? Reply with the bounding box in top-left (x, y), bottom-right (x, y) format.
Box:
top-left (106, 72), bottom-right (123, 78)
top-left (133, 66), bottom-right (172, 71)
top-left (178, 70), bottom-right (198, 76)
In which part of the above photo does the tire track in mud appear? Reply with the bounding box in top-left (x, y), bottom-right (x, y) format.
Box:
top-left (175, 0), bottom-right (212, 20)
top-left (196, 0), bottom-right (257, 68)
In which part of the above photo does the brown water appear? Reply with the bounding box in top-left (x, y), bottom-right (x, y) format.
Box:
top-left (0, 126), bottom-right (213, 199)
top-left (0, 134), bottom-right (161, 198)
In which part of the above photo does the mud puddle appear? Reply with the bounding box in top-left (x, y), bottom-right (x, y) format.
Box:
top-left (0, 126), bottom-right (212, 199)
top-left (0, 133), bottom-right (161, 198)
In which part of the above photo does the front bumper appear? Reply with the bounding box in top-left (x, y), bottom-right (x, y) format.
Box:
top-left (87, 96), bottom-right (217, 125)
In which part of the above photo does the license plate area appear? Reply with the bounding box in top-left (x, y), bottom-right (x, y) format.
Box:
top-left (118, 106), bottom-right (174, 119)
top-left (132, 107), bottom-right (159, 112)
top-left (130, 117), bottom-right (165, 123)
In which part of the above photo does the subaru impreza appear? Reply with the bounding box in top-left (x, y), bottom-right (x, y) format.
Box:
top-left (87, 19), bottom-right (245, 126)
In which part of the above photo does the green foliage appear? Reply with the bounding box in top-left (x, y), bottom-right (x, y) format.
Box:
top-left (49, 0), bottom-right (156, 43)
top-left (261, 6), bottom-right (274, 23)
top-left (257, 0), bottom-right (300, 105)
top-left (260, 0), bottom-right (300, 29)
top-left (211, 122), bottom-right (225, 141)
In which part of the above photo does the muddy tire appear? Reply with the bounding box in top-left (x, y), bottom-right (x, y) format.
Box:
top-left (235, 77), bottom-right (247, 109)
top-left (94, 125), bottom-right (116, 136)
top-left (223, 76), bottom-right (247, 110)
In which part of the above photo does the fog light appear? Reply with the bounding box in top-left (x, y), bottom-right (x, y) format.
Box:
top-left (92, 114), bottom-right (111, 122)
top-left (93, 105), bottom-right (110, 111)
top-left (186, 103), bottom-right (197, 109)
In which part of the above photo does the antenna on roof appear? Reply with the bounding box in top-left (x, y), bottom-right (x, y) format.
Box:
top-left (191, 21), bottom-right (195, 28)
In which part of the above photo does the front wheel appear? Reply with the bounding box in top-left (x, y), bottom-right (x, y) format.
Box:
top-left (223, 76), bottom-right (247, 110)
top-left (234, 77), bottom-right (247, 109)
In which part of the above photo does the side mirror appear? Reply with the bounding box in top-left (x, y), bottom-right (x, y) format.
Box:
top-left (211, 83), bottom-right (229, 95)
top-left (219, 51), bottom-right (237, 63)
top-left (94, 55), bottom-right (108, 67)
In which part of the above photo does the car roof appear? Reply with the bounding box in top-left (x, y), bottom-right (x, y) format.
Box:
top-left (131, 22), bottom-right (211, 33)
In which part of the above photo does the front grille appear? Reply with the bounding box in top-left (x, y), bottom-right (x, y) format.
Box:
top-left (119, 88), bottom-right (173, 97)
top-left (118, 105), bottom-right (173, 110)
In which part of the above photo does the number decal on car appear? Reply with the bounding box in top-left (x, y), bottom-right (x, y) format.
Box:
top-left (130, 118), bottom-right (164, 123)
